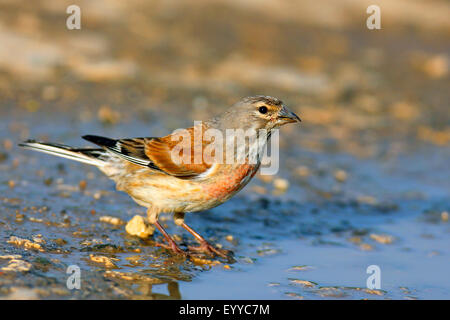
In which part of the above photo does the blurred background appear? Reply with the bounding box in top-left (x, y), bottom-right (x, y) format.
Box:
top-left (0, 0), bottom-right (449, 299)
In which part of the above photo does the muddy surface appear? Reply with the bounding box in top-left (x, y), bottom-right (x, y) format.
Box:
top-left (0, 0), bottom-right (449, 299)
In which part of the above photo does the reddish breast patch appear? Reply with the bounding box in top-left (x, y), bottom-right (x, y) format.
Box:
top-left (203, 164), bottom-right (257, 200)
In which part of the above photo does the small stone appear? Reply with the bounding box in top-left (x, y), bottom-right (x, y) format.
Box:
top-left (225, 235), bottom-right (234, 242)
top-left (32, 235), bottom-right (45, 244)
top-left (125, 255), bottom-right (143, 265)
top-left (104, 270), bottom-right (164, 284)
top-left (44, 177), bottom-right (53, 186)
top-left (99, 216), bottom-right (125, 226)
top-left (3, 139), bottom-right (13, 151)
top-left (1, 258), bottom-right (32, 272)
top-left (93, 192), bottom-right (102, 200)
top-left (441, 211), bottom-right (449, 222)
top-left (191, 256), bottom-right (221, 266)
top-left (290, 279), bottom-right (316, 287)
top-left (12, 158), bottom-right (19, 168)
top-left (334, 169), bottom-right (348, 182)
top-left (273, 178), bottom-right (289, 191)
top-left (89, 254), bottom-right (118, 268)
top-left (295, 166), bottom-right (310, 177)
top-left (359, 243), bottom-right (374, 251)
top-left (357, 196), bottom-right (377, 205)
top-left (8, 180), bottom-right (15, 188)
top-left (125, 215), bottom-right (155, 239)
top-left (288, 265), bottom-right (312, 271)
top-left (0, 255), bottom-right (22, 260)
top-left (348, 236), bottom-right (362, 244)
top-left (370, 233), bottom-right (394, 244)
top-left (3, 287), bottom-right (38, 299)
top-left (364, 289), bottom-right (384, 296)
top-left (7, 236), bottom-right (44, 252)
top-left (79, 180), bottom-right (87, 191)
top-left (423, 55), bottom-right (448, 78)
top-left (0, 152), bottom-right (7, 162)
top-left (285, 292), bottom-right (303, 299)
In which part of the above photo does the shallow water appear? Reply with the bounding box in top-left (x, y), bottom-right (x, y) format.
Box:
top-left (1, 110), bottom-right (449, 299)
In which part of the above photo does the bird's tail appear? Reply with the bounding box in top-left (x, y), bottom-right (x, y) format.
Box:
top-left (18, 140), bottom-right (109, 167)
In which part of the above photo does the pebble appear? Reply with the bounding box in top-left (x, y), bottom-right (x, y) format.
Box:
top-left (32, 235), bottom-right (46, 244)
top-left (295, 166), bottom-right (310, 177)
top-left (285, 292), bottom-right (304, 299)
top-left (0, 255), bottom-right (32, 272)
top-left (190, 256), bottom-right (221, 266)
top-left (89, 254), bottom-right (119, 268)
top-left (125, 255), bottom-right (143, 265)
top-left (423, 54), bottom-right (448, 78)
top-left (370, 233), bottom-right (394, 244)
top-left (104, 270), bottom-right (164, 284)
top-left (357, 196), bottom-right (377, 205)
top-left (334, 169), bottom-right (348, 182)
top-left (7, 236), bottom-right (44, 252)
top-left (363, 289), bottom-right (384, 296)
top-left (348, 236), bottom-right (362, 244)
top-left (3, 139), bottom-right (13, 151)
top-left (288, 265), bottom-right (312, 271)
top-left (441, 211), bottom-right (449, 222)
top-left (290, 279), bottom-right (316, 287)
top-left (273, 178), bottom-right (289, 191)
top-left (125, 215), bottom-right (155, 239)
top-left (93, 192), bottom-right (102, 200)
top-left (359, 243), bottom-right (374, 251)
top-left (2, 287), bottom-right (38, 299)
top-left (79, 180), bottom-right (87, 191)
top-left (99, 216), bottom-right (125, 226)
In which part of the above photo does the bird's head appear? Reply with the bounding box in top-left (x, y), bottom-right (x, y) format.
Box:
top-left (217, 95), bottom-right (301, 131)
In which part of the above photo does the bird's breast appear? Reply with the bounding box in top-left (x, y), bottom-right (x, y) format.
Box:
top-left (201, 163), bottom-right (259, 201)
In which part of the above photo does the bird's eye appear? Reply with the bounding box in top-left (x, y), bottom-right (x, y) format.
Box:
top-left (258, 106), bottom-right (268, 114)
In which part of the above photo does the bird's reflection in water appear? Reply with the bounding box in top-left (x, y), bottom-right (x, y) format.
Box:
top-left (137, 281), bottom-right (181, 300)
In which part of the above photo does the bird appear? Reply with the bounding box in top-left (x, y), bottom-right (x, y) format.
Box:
top-left (19, 95), bottom-right (301, 258)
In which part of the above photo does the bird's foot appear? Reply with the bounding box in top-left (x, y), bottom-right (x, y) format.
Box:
top-left (155, 240), bottom-right (187, 256)
top-left (188, 241), bottom-right (232, 259)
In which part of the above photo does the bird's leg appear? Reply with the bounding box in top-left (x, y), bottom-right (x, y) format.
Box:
top-left (173, 212), bottom-right (230, 258)
top-left (148, 208), bottom-right (186, 256)
top-left (182, 223), bottom-right (231, 258)
top-left (154, 221), bottom-right (186, 255)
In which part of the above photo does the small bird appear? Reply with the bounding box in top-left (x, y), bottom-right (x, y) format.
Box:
top-left (19, 96), bottom-right (301, 257)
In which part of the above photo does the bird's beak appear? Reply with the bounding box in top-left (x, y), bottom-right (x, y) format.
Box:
top-left (277, 105), bottom-right (301, 125)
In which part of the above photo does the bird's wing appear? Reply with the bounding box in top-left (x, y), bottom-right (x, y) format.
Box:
top-left (144, 126), bottom-right (213, 178)
top-left (82, 125), bottom-right (213, 178)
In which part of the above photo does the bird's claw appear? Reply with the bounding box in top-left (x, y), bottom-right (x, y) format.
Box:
top-left (188, 241), bottom-right (232, 259)
top-left (155, 241), bottom-right (188, 256)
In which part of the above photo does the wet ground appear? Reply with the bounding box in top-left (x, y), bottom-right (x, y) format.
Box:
top-left (0, 0), bottom-right (449, 299)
